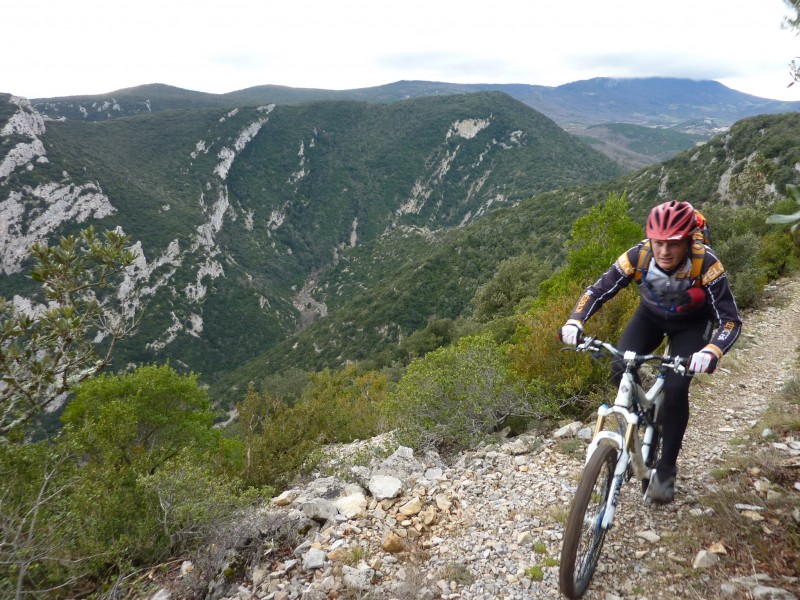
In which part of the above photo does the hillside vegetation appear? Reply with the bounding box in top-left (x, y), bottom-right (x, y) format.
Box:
top-left (2, 184), bottom-right (798, 598)
top-left (2, 91), bottom-right (623, 383)
top-left (212, 111), bottom-right (800, 400)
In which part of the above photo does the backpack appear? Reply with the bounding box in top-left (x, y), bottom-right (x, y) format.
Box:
top-left (633, 209), bottom-right (710, 288)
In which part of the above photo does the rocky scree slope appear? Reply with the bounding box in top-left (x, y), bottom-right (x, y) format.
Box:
top-left (145, 277), bottom-right (800, 600)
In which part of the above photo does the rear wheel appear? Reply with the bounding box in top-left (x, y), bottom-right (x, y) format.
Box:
top-left (559, 441), bottom-right (618, 599)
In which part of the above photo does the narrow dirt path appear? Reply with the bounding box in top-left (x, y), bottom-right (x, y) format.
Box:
top-left (574, 276), bottom-right (800, 599)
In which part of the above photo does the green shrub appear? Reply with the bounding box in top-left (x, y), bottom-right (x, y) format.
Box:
top-left (23, 364), bottom-right (256, 593)
top-left (537, 192), bottom-right (643, 301)
top-left (62, 364), bottom-right (219, 473)
top-left (507, 191), bottom-right (642, 413)
top-left (238, 365), bottom-right (388, 487)
top-left (0, 442), bottom-right (77, 597)
top-left (387, 333), bottom-right (547, 453)
top-left (758, 231), bottom-right (800, 280)
top-left (508, 281), bottom-right (639, 412)
top-left (471, 254), bottom-right (551, 322)
top-left (138, 451), bottom-right (270, 555)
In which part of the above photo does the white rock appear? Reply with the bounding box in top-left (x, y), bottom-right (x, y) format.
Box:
top-left (369, 475), bottom-right (403, 500)
top-left (272, 489), bottom-right (300, 506)
top-left (398, 497), bottom-right (423, 516)
top-left (636, 530), bottom-right (661, 543)
top-left (425, 467), bottom-right (444, 479)
top-left (302, 548), bottom-right (326, 571)
top-left (434, 494), bottom-right (452, 512)
top-left (342, 565), bottom-right (374, 591)
top-left (302, 498), bottom-right (338, 522)
top-left (692, 549), bottom-right (719, 569)
top-left (335, 493), bottom-right (367, 519)
top-left (751, 585), bottom-right (797, 599)
top-left (553, 421), bottom-right (583, 438)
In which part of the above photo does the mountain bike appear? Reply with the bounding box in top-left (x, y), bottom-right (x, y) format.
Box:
top-left (558, 336), bottom-right (689, 599)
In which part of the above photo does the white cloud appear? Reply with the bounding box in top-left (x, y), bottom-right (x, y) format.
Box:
top-left (1, 0), bottom-right (798, 100)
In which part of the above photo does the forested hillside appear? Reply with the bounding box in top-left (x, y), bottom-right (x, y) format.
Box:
top-left (213, 111), bottom-right (800, 400)
top-left (1, 91), bottom-right (622, 384)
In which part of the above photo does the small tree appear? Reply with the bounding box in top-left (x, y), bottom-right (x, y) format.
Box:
top-left (537, 192), bottom-right (643, 302)
top-left (729, 152), bottom-right (777, 207)
top-left (471, 254), bottom-right (551, 323)
top-left (0, 227), bottom-right (137, 438)
top-left (52, 365), bottom-right (231, 578)
top-left (0, 442), bottom-right (76, 600)
top-left (237, 365), bottom-right (388, 487)
top-left (507, 192), bottom-right (642, 413)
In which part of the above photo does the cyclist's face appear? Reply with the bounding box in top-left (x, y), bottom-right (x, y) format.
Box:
top-left (651, 239), bottom-right (689, 271)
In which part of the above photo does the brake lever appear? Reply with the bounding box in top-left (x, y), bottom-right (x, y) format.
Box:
top-left (672, 357), bottom-right (689, 375)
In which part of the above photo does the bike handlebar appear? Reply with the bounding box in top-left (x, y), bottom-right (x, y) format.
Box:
top-left (571, 336), bottom-right (691, 375)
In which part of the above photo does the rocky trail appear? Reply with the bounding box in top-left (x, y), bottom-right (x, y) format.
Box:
top-left (154, 277), bottom-right (800, 600)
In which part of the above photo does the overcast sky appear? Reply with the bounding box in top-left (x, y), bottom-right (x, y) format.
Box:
top-left (3, 0), bottom-right (799, 101)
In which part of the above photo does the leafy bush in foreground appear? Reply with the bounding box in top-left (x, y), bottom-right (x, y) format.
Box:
top-left (387, 333), bottom-right (550, 453)
top-left (237, 365), bottom-right (388, 488)
top-left (0, 365), bottom-right (261, 598)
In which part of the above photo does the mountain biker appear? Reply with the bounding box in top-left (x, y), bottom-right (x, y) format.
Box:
top-left (559, 200), bottom-right (742, 504)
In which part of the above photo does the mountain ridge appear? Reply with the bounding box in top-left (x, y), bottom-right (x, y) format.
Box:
top-left (26, 77), bottom-right (800, 129)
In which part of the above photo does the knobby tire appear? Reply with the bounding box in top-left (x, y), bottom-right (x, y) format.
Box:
top-left (559, 441), bottom-right (618, 599)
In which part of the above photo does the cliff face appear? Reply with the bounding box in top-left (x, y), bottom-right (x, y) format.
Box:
top-left (1, 95), bottom-right (116, 276)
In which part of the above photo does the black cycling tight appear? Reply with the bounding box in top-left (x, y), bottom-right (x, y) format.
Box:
top-left (612, 305), bottom-right (713, 473)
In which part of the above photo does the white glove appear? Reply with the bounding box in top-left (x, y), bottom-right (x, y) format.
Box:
top-left (559, 319), bottom-right (583, 346)
top-left (689, 349), bottom-right (719, 374)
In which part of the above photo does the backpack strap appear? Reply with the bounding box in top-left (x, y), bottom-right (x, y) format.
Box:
top-left (633, 240), bottom-right (652, 283)
top-left (689, 230), bottom-right (706, 287)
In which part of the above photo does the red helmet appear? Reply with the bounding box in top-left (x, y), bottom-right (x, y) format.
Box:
top-left (646, 200), bottom-right (697, 240)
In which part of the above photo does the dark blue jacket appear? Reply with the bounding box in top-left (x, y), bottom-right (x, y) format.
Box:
top-left (570, 241), bottom-right (742, 358)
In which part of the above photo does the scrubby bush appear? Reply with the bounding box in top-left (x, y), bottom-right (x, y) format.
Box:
top-left (506, 192), bottom-right (642, 414)
top-left (471, 254), bottom-right (551, 323)
top-left (238, 365), bottom-right (388, 488)
top-left (387, 333), bottom-right (550, 453)
top-left (508, 281), bottom-right (639, 413)
top-left (56, 365), bottom-right (258, 579)
top-left (537, 192), bottom-right (643, 301)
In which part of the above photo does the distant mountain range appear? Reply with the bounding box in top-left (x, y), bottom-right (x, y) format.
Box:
top-left (31, 77), bottom-right (800, 129)
top-left (30, 77), bottom-right (800, 169)
top-left (0, 89), bottom-right (622, 390)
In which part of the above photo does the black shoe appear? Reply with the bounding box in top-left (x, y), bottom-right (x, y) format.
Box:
top-left (645, 468), bottom-right (676, 504)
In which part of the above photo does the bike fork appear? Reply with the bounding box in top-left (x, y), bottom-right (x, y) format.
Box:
top-left (600, 452), bottom-right (629, 529)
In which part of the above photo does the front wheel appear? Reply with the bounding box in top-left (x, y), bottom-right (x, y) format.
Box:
top-left (559, 441), bottom-right (618, 599)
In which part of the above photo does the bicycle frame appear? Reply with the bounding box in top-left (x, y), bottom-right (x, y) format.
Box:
top-left (579, 342), bottom-right (682, 529)
top-left (559, 337), bottom-right (689, 599)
